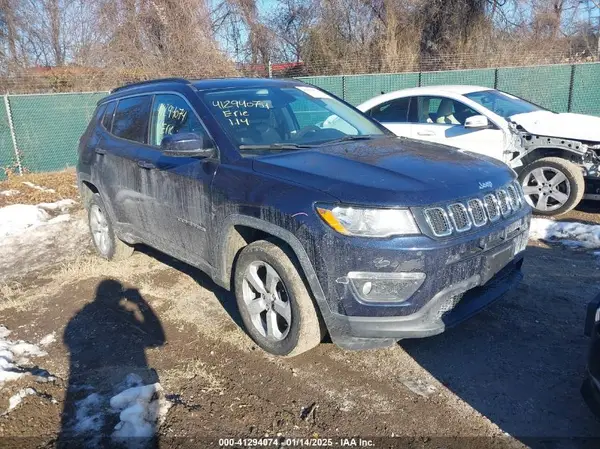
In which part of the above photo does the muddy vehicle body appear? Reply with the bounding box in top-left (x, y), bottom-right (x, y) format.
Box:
top-left (77, 78), bottom-right (531, 356)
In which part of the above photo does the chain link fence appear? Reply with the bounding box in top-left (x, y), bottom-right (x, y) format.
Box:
top-left (0, 62), bottom-right (599, 180)
top-left (0, 92), bottom-right (107, 179)
top-left (297, 62), bottom-right (600, 114)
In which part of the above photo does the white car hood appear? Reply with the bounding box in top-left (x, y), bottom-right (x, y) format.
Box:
top-left (510, 111), bottom-right (600, 143)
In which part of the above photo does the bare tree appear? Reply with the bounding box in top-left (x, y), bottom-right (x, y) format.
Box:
top-left (267, 0), bottom-right (316, 62)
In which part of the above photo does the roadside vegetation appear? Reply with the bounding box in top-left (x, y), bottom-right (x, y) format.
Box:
top-left (0, 169), bottom-right (78, 208)
top-left (1, 0), bottom-right (599, 92)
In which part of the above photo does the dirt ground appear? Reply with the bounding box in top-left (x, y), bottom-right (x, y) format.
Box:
top-left (1, 174), bottom-right (600, 448)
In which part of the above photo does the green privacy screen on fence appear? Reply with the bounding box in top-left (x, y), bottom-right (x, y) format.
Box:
top-left (420, 68), bottom-right (496, 89)
top-left (0, 100), bottom-right (14, 174)
top-left (8, 92), bottom-right (107, 174)
top-left (495, 64), bottom-right (573, 112)
top-left (571, 64), bottom-right (600, 116)
top-left (0, 62), bottom-right (599, 177)
top-left (297, 62), bottom-right (600, 113)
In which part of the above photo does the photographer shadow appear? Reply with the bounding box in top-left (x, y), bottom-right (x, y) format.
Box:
top-left (57, 278), bottom-right (166, 448)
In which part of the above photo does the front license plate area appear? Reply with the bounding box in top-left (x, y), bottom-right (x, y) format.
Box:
top-left (482, 244), bottom-right (514, 285)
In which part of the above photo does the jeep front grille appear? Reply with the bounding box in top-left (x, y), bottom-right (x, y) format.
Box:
top-left (506, 184), bottom-right (521, 209)
top-left (423, 207), bottom-right (452, 237)
top-left (467, 199), bottom-right (487, 227)
top-left (448, 203), bottom-right (471, 232)
top-left (483, 193), bottom-right (500, 222)
top-left (423, 182), bottom-right (525, 237)
top-left (496, 189), bottom-right (512, 217)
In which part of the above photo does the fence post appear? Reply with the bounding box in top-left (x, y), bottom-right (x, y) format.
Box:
top-left (567, 64), bottom-right (576, 113)
top-left (342, 75), bottom-right (346, 101)
top-left (418, 71), bottom-right (422, 87)
top-left (493, 68), bottom-right (499, 89)
top-left (267, 60), bottom-right (272, 78)
top-left (4, 94), bottom-right (22, 176)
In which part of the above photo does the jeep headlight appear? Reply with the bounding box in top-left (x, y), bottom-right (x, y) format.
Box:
top-left (316, 204), bottom-right (420, 237)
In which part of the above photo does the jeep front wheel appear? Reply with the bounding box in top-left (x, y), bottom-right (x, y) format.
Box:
top-left (234, 240), bottom-right (324, 357)
top-left (518, 157), bottom-right (585, 216)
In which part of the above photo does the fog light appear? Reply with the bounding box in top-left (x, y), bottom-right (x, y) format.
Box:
top-left (362, 281), bottom-right (373, 296)
top-left (347, 272), bottom-right (426, 303)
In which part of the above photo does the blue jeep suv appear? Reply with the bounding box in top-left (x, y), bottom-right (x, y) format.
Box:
top-left (77, 77), bottom-right (531, 356)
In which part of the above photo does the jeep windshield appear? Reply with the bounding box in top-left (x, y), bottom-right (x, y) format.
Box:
top-left (202, 85), bottom-right (386, 152)
top-left (465, 89), bottom-right (548, 119)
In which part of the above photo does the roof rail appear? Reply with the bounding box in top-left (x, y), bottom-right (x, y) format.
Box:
top-left (110, 77), bottom-right (191, 94)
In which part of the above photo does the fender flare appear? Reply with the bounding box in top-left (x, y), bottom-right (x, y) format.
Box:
top-left (215, 214), bottom-right (333, 317)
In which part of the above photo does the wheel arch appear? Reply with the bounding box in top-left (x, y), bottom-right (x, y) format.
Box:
top-left (79, 179), bottom-right (99, 208)
top-left (215, 214), bottom-right (333, 323)
top-left (515, 147), bottom-right (584, 174)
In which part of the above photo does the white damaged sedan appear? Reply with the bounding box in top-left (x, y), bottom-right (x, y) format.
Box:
top-left (357, 86), bottom-right (600, 216)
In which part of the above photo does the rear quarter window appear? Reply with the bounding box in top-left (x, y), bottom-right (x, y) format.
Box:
top-left (112, 96), bottom-right (153, 143)
top-left (102, 101), bottom-right (116, 131)
top-left (83, 103), bottom-right (106, 136)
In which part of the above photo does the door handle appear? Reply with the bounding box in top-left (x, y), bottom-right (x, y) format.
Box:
top-left (137, 160), bottom-right (156, 170)
top-left (416, 130), bottom-right (435, 136)
top-left (95, 147), bottom-right (107, 155)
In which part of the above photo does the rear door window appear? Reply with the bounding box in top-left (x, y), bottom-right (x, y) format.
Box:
top-left (112, 96), bottom-right (153, 143)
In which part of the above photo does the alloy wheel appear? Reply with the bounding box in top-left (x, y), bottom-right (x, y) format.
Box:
top-left (521, 166), bottom-right (571, 212)
top-left (241, 261), bottom-right (292, 341)
top-left (89, 204), bottom-right (111, 256)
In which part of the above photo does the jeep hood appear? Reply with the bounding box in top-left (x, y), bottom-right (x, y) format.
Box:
top-left (510, 111), bottom-right (600, 143)
top-left (252, 137), bottom-right (514, 206)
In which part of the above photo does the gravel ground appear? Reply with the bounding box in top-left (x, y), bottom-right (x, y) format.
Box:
top-left (0, 204), bottom-right (599, 448)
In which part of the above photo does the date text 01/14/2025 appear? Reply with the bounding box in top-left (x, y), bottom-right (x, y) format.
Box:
top-left (218, 437), bottom-right (375, 447)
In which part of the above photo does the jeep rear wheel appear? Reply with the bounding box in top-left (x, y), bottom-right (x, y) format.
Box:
top-left (234, 240), bottom-right (324, 357)
top-left (518, 157), bottom-right (585, 216)
top-left (87, 194), bottom-right (134, 261)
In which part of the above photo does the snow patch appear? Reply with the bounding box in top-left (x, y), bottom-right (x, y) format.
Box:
top-left (0, 326), bottom-right (46, 384)
top-left (0, 189), bottom-right (19, 197)
top-left (68, 374), bottom-right (172, 446)
top-left (74, 393), bottom-right (106, 434)
top-left (38, 199), bottom-right (76, 213)
top-left (401, 378), bottom-right (437, 398)
top-left (0, 204), bottom-right (50, 239)
top-left (111, 383), bottom-right (172, 440)
top-left (4, 388), bottom-right (36, 414)
top-left (529, 218), bottom-right (600, 249)
top-left (39, 333), bottom-right (56, 346)
top-left (21, 181), bottom-right (55, 193)
top-left (0, 200), bottom-right (75, 241)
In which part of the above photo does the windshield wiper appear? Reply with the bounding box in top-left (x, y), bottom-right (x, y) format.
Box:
top-left (238, 143), bottom-right (313, 150)
top-left (320, 135), bottom-right (378, 145)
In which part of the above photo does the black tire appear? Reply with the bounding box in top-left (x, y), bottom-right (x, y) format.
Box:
top-left (518, 157), bottom-right (585, 216)
top-left (234, 240), bottom-right (324, 357)
top-left (87, 193), bottom-right (134, 261)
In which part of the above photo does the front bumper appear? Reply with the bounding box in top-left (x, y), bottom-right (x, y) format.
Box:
top-left (334, 253), bottom-right (523, 341)
top-left (312, 210), bottom-right (530, 349)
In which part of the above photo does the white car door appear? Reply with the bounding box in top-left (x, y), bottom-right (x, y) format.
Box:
top-left (410, 95), bottom-right (507, 162)
top-left (364, 97), bottom-right (412, 138)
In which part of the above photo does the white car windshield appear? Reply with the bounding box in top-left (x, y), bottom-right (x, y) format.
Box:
top-left (465, 90), bottom-right (547, 119)
top-left (202, 86), bottom-right (386, 152)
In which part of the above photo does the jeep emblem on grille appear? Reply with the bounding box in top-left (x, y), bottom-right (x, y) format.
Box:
top-left (479, 181), bottom-right (493, 190)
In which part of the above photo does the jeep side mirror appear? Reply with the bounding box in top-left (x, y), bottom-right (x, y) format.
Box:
top-left (464, 115), bottom-right (490, 129)
top-left (161, 133), bottom-right (215, 158)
